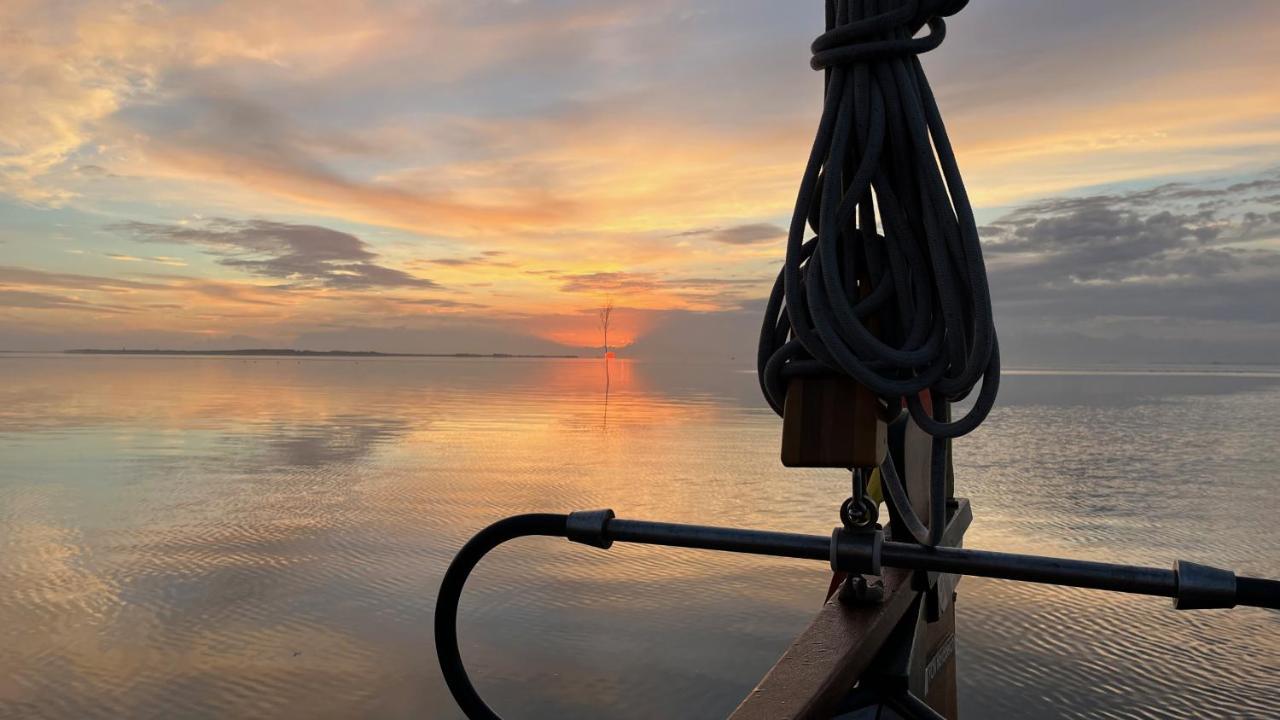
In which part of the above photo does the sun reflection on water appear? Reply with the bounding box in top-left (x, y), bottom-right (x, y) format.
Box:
top-left (0, 354), bottom-right (1276, 718)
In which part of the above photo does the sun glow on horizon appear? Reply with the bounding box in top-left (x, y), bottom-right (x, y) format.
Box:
top-left (1, 1), bottom-right (1278, 353)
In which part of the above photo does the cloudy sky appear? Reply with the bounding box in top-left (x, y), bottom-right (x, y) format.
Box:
top-left (2, 0), bottom-right (1278, 362)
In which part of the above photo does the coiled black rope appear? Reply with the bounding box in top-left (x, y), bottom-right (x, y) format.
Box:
top-left (757, 0), bottom-right (998, 546)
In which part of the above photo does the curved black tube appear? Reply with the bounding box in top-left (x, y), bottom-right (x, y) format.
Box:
top-left (437, 512), bottom-right (1280, 718)
top-left (434, 513), bottom-right (568, 720)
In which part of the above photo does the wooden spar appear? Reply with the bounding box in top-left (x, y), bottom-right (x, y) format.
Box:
top-left (731, 504), bottom-right (970, 719)
top-left (729, 565), bottom-right (920, 719)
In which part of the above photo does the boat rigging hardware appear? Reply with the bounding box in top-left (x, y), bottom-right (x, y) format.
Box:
top-left (841, 467), bottom-right (879, 529)
top-left (435, 508), bottom-right (1280, 720)
top-left (433, 1), bottom-right (1280, 717)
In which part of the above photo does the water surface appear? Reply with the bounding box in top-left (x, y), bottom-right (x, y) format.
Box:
top-left (1, 355), bottom-right (1277, 718)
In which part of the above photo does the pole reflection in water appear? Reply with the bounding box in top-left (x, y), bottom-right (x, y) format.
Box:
top-left (0, 354), bottom-right (1276, 719)
top-left (602, 355), bottom-right (612, 431)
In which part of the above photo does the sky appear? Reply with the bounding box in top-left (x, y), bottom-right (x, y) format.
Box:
top-left (2, 0), bottom-right (1279, 363)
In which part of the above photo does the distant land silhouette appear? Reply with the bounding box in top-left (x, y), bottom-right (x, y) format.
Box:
top-left (65, 348), bottom-right (580, 359)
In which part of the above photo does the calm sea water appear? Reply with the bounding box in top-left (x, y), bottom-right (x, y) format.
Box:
top-left (0, 354), bottom-right (1277, 719)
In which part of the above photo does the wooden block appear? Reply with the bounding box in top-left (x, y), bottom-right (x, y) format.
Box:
top-left (780, 375), bottom-right (885, 468)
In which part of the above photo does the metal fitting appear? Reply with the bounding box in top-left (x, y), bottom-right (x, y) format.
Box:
top-left (831, 527), bottom-right (883, 575)
top-left (565, 509), bottom-right (615, 549)
top-left (1173, 560), bottom-right (1236, 610)
top-left (841, 495), bottom-right (880, 530)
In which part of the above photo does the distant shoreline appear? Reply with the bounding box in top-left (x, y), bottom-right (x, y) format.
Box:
top-left (62, 348), bottom-right (581, 359)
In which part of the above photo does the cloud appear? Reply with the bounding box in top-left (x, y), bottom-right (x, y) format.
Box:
top-left (175, 278), bottom-right (288, 307)
top-left (0, 0), bottom-right (399, 203)
top-left (928, 1), bottom-right (1280, 203)
top-left (119, 80), bottom-right (575, 230)
top-left (4, 1), bottom-right (1280, 363)
top-left (428, 258), bottom-right (481, 267)
top-left (670, 223), bottom-right (786, 245)
top-left (105, 252), bottom-right (188, 267)
top-left (978, 169), bottom-right (1280, 361)
top-left (5, 0), bottom-right (1279, 222)
top-left (0, 265), bottom-right (164, 292)
top-left (0, 265), bottom-right (152, 315)
top-left (392, 297), bottom-right (480, 309)
top-left (113, 219), bottom-right (438, 289)
top-left (984, 172), bottom-right (1280, 287)
top-left (418, 251), bottom-right (513, 268)
top-left (0, 263), bottom-right (292, 313)
top-left (0, 288), bottom-right (133, 314)
top-left (556, 271), bottom-right (661, 295)
top-left (710, 223), bottom-right (786, 245)
top-left (123, 83), bottom-right (793, 242)
top-left (550, 270), bottom-right (766, 310)
top-left (667, 227), bottom-right (718, 239)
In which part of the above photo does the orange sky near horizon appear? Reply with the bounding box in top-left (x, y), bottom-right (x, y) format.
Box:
top-left (2, 0), bottom-right (1278, 353)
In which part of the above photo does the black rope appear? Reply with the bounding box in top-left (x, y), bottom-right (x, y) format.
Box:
top-left (757, 0), bottom-right (998, 546)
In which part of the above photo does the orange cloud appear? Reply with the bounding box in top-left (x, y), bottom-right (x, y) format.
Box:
top-left (3, 0), bottom-right (1279, 351)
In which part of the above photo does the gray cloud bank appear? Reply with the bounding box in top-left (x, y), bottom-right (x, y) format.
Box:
top-left (979, 171), bottom-right (1280, 364)
top-left (640, 170), bottom-right (1280, 366)
top-left (113, 219), bottom-right (437, 289)
top-left (6, 171), bottom-right (1278, 367)
top-left (668, 223), bottom-right (786, 245)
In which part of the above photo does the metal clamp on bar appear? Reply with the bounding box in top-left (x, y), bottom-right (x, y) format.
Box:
top-left (831, 527), bottom-right (882, 575)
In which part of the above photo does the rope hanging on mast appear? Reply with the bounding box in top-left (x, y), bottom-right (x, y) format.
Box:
top-left (436, 6), bottom-right (1280, 717)
top-left (757, 0), bottom-right (998, 545)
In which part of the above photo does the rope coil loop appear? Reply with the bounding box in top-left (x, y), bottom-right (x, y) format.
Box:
top-left (757, 0), bottom-right (998, 545)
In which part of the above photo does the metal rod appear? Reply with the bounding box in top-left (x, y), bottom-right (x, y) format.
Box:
top-left (879, 541), bottom-right (1176, 597)
top-left (607, 518), bottom-right (831, 561)
top-left (438, 511), bottom-right (1280, 720)
top-left (565, 511), bottom-right (1280, 610)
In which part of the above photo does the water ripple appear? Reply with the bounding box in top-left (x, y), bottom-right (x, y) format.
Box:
top-left (0, 356), bottom-right (1276, 719)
